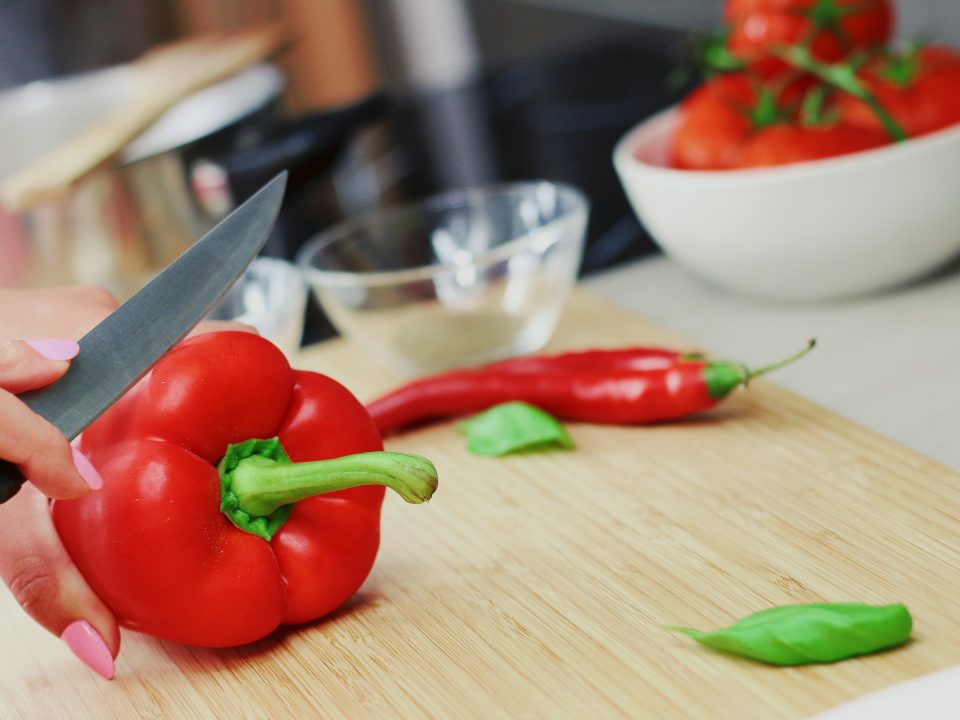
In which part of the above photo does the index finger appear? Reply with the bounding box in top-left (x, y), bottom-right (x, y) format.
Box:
top-left (0, 340), bottom-right (79, 394)
top-left (0, 390), bottom-right (96, 499)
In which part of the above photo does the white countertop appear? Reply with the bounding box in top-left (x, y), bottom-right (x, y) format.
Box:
top-left (585, 254), bottom-right (960, 471)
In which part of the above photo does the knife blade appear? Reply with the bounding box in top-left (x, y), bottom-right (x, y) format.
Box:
top-left (0, 171), bottom-right (288, 502)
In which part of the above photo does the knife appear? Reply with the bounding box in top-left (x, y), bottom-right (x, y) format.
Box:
top-left (0, 172), bottom-right (288, 503)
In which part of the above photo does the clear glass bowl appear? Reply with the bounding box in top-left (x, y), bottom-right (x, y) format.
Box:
top-left (206, 257), bottom-right (307, 358)
top-left (297, 181), bottom-right (589, 375)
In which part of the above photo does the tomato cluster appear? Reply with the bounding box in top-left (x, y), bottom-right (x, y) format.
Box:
top-left (725, 0), bottom-right (892, 77)
top-left (668, 0), bottom-right (960, 170)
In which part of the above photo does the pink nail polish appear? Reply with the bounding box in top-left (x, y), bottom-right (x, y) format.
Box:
top-left (61, 621), bottom-right (115, 680)
top-left (71, 448), bottom-right (103, 490)
top-left (27, 339), bottom-right (79, 361)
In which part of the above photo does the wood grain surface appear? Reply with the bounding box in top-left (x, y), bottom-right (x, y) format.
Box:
top-left (1, 289), bottom-right (959, 719)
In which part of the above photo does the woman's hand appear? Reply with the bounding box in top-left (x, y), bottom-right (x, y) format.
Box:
top-left (0, 347), bottom-right (117, 678)
top-left (0, 286), bottom-right (120, 679)
top-left (0, 285), bottom-right (257, 680)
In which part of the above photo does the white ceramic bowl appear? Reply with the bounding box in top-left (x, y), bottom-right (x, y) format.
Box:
top-left (613, 107), bottom-right (960, 301)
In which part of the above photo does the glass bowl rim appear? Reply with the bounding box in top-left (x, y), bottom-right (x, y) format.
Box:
top-left (295, 180), bottom-right (589, 288)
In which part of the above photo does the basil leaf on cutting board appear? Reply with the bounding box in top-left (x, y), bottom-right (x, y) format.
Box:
top-left (457, 402), bottom-right (575, 457)
top-left (665, 603), bottom-right (912, 665)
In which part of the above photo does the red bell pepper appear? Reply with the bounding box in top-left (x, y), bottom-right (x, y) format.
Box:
top-left (52, 332), bottom-right (437, 648)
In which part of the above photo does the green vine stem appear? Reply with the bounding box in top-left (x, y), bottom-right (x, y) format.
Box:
top-left (776, 45), bottom-right (908, 141)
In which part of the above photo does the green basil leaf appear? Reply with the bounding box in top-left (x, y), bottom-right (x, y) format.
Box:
top-left (456, 402), bottom-right (574, 457)
top-left (665, 603), bottom-right (912, 666)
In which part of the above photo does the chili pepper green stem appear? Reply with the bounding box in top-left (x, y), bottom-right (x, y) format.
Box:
top-left (776, 45), bottom-right (908, 141)
top-left (745, 338), bottom-right (817, 381)
top-left (705, 339), bottom-right (817, 400)
top-left (218, 438), bottom-right (438, 541)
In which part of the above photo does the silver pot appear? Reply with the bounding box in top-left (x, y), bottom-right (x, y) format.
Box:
top-left (0, 62), bottom-right (388, 301)
top-left (0, 62), bottom-right (287, 298)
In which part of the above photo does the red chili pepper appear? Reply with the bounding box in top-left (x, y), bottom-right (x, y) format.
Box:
top-left (368, 341), bottom-right (815, 435)
top-left (486, 347), bottom-right (686, 374)
top-left (52, 332), bottom-right (437, 647)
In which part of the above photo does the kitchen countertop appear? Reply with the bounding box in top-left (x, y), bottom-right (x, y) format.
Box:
top-left (585, 254), bottom-right (960, 470)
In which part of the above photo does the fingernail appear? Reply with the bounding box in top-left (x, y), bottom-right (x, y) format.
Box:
top-left (71, 448), bottom-right (103, 490)
top-left (61, 621), bottom-right (114, 680)
top-left (27, 339), bottom-right (80, 361)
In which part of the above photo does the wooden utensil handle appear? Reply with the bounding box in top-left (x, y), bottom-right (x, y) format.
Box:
top-left (0, 460), bottom-right (26, 503)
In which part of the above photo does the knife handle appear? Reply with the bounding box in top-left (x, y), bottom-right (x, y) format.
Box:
top-left (0, 460), bottom-right (26, 503)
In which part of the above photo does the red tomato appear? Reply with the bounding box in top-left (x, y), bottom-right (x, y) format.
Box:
top-left (725, 0), bottom-right (893, 76)
top-left (725, 0), bottom-right (887, 20)
top-left (668, 74), bottom-right (807, 170)
top-left (669, 76), bottom-right (754, 170)
top-left (836, 47), bottom-right (960, 138)
top-left (736, 124), bottom-right (890, 168)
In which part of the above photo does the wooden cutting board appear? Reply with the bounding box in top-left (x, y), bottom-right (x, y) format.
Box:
top-left (2, 289), bottom-right (959, 719)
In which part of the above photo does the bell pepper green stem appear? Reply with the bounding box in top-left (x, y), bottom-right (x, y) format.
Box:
top-left (218, 438), bottom-right (438, 541)
top-left (234, 451), bottom-right (438, 516)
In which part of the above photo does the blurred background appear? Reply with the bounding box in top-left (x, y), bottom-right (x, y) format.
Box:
top-left (1, 0), bottom-right (959, 343)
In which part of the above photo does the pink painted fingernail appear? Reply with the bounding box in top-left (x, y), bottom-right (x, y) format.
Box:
top-left (71, 448), bottom-right (103, 490)
top-left (27, 339), bottom-right (79, 361)
top-left (61, 621), bottom-right (115, 680)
